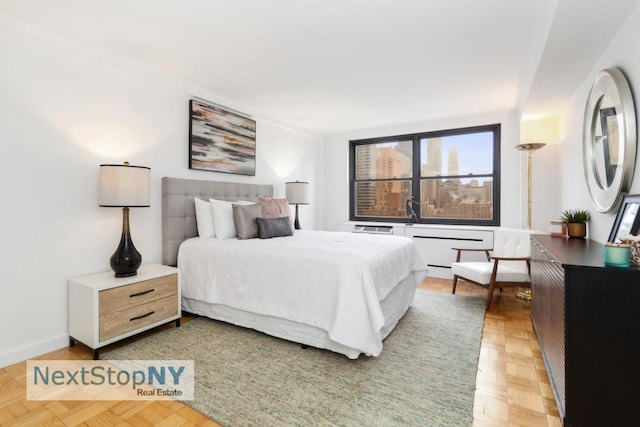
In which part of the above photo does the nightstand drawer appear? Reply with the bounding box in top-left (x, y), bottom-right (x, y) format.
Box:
top-left (99, 274), bottom-right (178, 315)
top-left (99, 295), bottom-right (179, 341)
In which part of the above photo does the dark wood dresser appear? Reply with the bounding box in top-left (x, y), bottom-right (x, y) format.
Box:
top-left (531, 235), bottom-right (640, 426)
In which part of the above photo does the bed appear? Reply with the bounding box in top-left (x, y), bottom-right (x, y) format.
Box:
top-left (162, 177), bottom-right (428, 359)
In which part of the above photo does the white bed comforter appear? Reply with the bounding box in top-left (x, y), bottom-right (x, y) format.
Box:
top-left (178, 230), bottom-right (427, 356)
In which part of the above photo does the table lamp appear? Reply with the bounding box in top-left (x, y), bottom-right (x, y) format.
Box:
top-left (285, 181), bottom-right (310, 230)
top-left (99, 162), bottom-right (150, 277)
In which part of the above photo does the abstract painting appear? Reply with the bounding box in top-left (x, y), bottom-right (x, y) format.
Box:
top-left (189, 99), bottom-right (256, 176)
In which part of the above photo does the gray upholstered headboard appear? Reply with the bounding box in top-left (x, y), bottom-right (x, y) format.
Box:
top-left (162, 177), bottom-right (274, 266)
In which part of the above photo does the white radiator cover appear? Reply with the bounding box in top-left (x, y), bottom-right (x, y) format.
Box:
top-left (404, 226), bottom-right (494, 279)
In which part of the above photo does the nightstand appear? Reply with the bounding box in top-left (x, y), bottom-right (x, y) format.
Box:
top-left (68, 264), bottom-right (181, 359)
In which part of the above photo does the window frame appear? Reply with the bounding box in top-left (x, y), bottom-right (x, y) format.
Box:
top-left (349, 124), bottom-right (501, 226)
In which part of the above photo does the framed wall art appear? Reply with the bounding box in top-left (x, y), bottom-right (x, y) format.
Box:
top-left (608, 194), bottom-right (640, 242)
top-left (189, 99), bottom-right (256, 176)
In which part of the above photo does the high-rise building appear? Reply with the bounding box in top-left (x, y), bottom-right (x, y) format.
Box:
top-left (422, 138), bottom-right (443, 211)
top-left (395, 140), bottom-right (413, 164)
top-left (375, 147), bottom-right (402, 212)
top-left (424, 138), bottom-right (442, 176)
top-left (447, 146), bottom-right (459, 176)
top-left (354, 145), bottom-right (377, 215)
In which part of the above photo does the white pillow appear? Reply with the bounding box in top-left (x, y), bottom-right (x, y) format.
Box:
top-left (210, 199), bottom-right (254, 239)
top-left (194, 197), bottom-right (215, 239)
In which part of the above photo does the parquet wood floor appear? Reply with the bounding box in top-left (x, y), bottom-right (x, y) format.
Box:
top-left (421, 278), bottom-right (562, 427)
top-left (0, 278), bottom-right (561, 426)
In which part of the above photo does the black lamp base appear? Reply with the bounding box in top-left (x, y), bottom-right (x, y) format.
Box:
top-left (294, 204), bottom-right (302, 230)
top-left (110, 207), bottom-right (142, 278)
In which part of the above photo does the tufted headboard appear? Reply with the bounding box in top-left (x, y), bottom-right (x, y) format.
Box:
top-left (162, 177), bottom-right (274, 266)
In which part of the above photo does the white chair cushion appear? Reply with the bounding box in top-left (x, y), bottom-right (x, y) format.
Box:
top-left (451, 261), bottom-right (529, 285)
top-left (493, 228), bottom-right (531, 258)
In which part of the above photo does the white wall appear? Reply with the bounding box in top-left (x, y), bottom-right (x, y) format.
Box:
top-left (0, 18), bottom-right (321, 367)
top-left (320, 110), bottom-right (539, 231)
top-left (559, 3), bottom-right (640, 243)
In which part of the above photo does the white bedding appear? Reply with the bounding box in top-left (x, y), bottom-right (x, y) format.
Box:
top-left (178, 230), bottom-right (427, 357)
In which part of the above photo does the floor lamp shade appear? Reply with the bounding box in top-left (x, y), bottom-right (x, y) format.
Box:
top-left (285, 181), bottom-right (309, 230)
top-left (99, 163), bottom-right (150, 277)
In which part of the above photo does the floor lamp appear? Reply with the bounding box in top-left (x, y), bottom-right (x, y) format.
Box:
top-left (515, 142), bottom-right (546, 300)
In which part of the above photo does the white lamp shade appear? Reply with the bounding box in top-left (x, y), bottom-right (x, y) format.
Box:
top-left (521, 115), bottom-right (560, 145)
top-left (285, 181), bottom-right (310, 205)
top-left (99, 163), bottom-right (150, 207)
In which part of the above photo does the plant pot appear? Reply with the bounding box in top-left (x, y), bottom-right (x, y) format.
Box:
top-left (567, 222), bottom-right (587, 239)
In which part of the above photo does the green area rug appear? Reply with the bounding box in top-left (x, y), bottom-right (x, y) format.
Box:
top-left (102, 290), bottom-right (485, 426)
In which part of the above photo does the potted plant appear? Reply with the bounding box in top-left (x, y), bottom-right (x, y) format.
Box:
top-left (560, 209), bottom-right (591, 239)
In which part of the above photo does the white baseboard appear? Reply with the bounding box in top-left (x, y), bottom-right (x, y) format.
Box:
top-left (0, 334), bottom-right (69, 369)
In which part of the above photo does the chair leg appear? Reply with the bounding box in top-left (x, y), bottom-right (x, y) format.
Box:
top-left (452, 275), bottom-right (458, 294)
top-left (486, 281), bottom-right (496, 310)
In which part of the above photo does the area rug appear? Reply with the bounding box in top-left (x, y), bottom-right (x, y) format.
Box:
top-left (101, 290), bottom-right (485, 426)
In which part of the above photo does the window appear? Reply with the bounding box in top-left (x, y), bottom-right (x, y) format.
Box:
top-left (349, 124), bottom-right (500, 226)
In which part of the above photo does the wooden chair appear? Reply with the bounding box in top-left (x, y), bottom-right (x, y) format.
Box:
top-left (451, 228), bottom-right (531, 309)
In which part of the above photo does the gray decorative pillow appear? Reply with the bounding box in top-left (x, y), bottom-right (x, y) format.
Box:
top-left (232, 203), bottom-right (262, 240)
top-left (256, 217), bottom-right (294, 239)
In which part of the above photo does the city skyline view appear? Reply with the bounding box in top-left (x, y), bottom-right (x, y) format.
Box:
top-left (354, 131), bottom-right (494, 220)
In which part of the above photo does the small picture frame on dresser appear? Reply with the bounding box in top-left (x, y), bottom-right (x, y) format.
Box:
top-left (608, 194), bottom-right (640, 243)
top-left (549, 220), bottom-right (567, 237)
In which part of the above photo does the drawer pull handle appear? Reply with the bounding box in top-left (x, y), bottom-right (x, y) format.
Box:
top-left (130, 311), bottom-right (155, 322)
top-left (129, 289), bottom-right (154, 298)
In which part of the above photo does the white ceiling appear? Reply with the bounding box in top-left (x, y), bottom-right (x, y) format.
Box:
top-left (1, 0), bottom-right (639, 135)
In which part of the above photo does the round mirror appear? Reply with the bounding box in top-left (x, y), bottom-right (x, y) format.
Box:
top-left (583, 68), bottom-right (637, 213)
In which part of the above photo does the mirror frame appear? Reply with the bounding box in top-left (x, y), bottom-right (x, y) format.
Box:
top-left (583, 67), bottom-right (637, 213)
